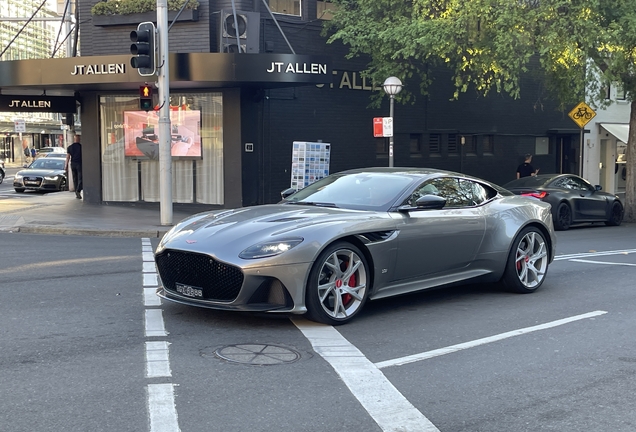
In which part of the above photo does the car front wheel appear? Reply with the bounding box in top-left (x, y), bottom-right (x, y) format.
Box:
top-left (0, 171), bottom-right (4, 185)
top-left (305, 242), bottom-right (370, 325)
top-left (554, 202), bottom-right (572, 230)
top-left (605, 201), bottom-right (623, 226)
top-left (502, 227), bottom-right (549, 294)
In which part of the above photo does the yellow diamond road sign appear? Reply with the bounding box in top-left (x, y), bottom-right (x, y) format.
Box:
top-left (568, 102), bottom-right (596, 128)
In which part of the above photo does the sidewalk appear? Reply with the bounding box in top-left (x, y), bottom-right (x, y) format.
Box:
top-left (0, 191), bottom-right (199, 238)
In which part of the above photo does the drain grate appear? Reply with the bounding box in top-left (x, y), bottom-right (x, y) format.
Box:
top-left (213, 344), bottom-right (301, 365)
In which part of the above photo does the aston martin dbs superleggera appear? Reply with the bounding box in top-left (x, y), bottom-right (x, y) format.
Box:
top-left (155, 168), bottom-right (556, 325)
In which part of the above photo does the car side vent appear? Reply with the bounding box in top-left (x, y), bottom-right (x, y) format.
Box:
top-left (357, 231), bottom-right (395, 243)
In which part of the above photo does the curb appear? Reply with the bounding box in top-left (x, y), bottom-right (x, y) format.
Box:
top-left (14, 225), bottom-right (169, 238)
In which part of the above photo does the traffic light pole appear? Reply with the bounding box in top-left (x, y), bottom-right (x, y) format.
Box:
top-left (157, 0), bottom-right (172, 225)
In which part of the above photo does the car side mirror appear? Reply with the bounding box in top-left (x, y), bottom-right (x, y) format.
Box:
top-left (595, 185), bottom-right (602, 191)
top-left (281, 188), bottom-right (297, 199)
top-left (398, 194), bottom-right (447, 212)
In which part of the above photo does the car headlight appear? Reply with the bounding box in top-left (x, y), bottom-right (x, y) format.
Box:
top-left (239, 238), bottom-right (304, 259)
top-left (44, 175), bottom-right (59, 181)
top-left (15, 174), bottom-right (23, 180)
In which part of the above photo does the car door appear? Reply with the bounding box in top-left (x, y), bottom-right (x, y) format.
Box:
top-left (392, 177), bottom-right (487, 282)
top-left (566, 176), bottom-right (608, 219)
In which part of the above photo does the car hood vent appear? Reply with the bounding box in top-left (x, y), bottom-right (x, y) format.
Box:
top-left (357, 231), bottom-right (395, 243)
top-left (267, 217), bottom-right (308, 223)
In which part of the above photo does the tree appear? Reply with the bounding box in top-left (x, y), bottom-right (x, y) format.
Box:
top-left (327, 0), bottom-right (636, 221)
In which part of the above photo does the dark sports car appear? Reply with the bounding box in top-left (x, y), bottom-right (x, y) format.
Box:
top-left (155, 168), bottom-right (556, 325)
top-left (13, 157), bottom-right (68, 193)
top-left (503, 174), bottom-right (623, 230)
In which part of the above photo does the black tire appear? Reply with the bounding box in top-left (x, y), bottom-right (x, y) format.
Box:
top-left (59, 178), bottom-right (68, 192)
top-left (305, 242), bottom-right (370, 325)
top-left (554, 202), bottom-right (572, 231)
top-left (0, 171), bottom-right (4, 185)
top-left (605, 201), bottom-right (624, 226)
top-left (15, 188), bottom-right (25, 193)
top-left (501, 226), bottom-right (550, 294)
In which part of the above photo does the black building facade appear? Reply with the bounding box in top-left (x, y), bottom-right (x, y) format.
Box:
top-left (0, 0), bottom-right (581, 209)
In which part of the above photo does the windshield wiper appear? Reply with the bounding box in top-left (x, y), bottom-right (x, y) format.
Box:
top-left (286, 201), bottom-right (338, 208)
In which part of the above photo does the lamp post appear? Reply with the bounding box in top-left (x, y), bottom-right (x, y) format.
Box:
top-left (382, 76), bottom-right (403, 167)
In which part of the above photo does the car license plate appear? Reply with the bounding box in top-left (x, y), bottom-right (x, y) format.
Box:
top-left (25, 181), bottom-right (38, 185)
top-left (175, 283), bottom-right (203, 298)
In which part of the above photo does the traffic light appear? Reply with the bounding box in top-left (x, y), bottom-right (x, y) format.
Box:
top-left (139, 85), bottom-right (153, 111)
top-left (130, 22), bottom-right (156, 76)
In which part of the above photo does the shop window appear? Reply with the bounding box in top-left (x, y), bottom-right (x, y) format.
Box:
top-left (482, 135), bottom-right (494, 155)
top-left (448, 134), bottom-right (459, 155)
top-left (429, 133), bottom-right (441, 155)
top-left (616, 84), bottom-right (626, 100)
top-left (410, 134), bottom-right (421, 156)
top-left (317, 0), bottom-right (336, 20)
top-left (100, 93), bottom-right (224, 205)
top-left (465, 136), bottom-right (477, 155)
top-left (269, 0), bottom-right (301, 16)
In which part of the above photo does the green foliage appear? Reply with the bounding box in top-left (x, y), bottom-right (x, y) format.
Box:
top-left (91, 0), bottom-right (199, 16)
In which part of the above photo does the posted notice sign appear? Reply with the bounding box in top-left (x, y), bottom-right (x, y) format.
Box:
top-left (373, 117), bottom-right (393, 137)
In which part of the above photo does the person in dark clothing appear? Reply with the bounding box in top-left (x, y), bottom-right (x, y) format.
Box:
top-left (516, 153), bottom-right (539, 179)
top-left (65, 134), bottom-right (83, 199)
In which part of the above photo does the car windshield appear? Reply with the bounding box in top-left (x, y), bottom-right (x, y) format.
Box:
top-left (283, 172), bottom-right (415, 211)
top-left (29, 158), bottom-right (65, 170)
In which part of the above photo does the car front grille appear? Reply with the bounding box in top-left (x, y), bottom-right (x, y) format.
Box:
top-left (155, 249), bottom-right (244, 301)
top-left (23, 176), bottom-right (42, 187)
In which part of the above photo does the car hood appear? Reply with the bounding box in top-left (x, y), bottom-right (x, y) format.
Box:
top-left (17, 169), bottom-right (66, 177)
top-left (158, 204), bottom-right (390, 265)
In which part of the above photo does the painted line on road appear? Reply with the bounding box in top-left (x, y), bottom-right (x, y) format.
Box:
top-left (555, 249), bottom-right (636, 261)
top-left (293, 318), bottom-right (440, 432)
top-left (148, 384), bottom-right (179, 432)
top-left (375, 310), bottom-right (608, 370)
top-left (142, 238), bottom-right (179, 432)
top-left (144, 273), bottom-right (158, 286)
top-left (569, 259), bottom-right (636, 267)
top-left (146, 341), bottom-right (172, 378)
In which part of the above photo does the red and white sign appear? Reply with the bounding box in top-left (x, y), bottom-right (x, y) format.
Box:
top-left (373, 117), bottom-right (384, 137)
top-left (373, 117), bottom-right (393, 137)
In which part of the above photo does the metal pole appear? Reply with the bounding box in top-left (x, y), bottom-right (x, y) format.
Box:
top-left (389, 95), bottom-right (394, 167)
top-left (157, 0), bottom-right (173, 225)
top-left (579, 128), bottom-right (584, 177)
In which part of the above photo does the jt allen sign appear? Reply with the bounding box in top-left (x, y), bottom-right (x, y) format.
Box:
top-left (0, 95), bottom-right (77, 113)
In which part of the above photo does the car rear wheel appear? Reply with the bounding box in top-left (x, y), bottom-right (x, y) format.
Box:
top-left (502, 227), bottom-right (549, 294)
top-left (305, 242), bottom-right (370, 325)
top-left (605, 201), bottom-right (623, 226)
top-left (554, 202), bottom-right (572, 230)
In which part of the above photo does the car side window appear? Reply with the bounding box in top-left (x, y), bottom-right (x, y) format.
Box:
top-left (401, 180), bottom-right (440, 207)
top-left (428, 178), bottom-right (471, 207)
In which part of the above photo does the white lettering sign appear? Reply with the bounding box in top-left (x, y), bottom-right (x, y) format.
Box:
top-left (266, 62), bottom-right (327, 75)
top-left (71, 63), bottom-right (126, 76)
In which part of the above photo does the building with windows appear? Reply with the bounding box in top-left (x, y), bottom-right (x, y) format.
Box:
top-left (0, 0), bottom-right (583, 208)
top-left (0, 0), bottom-right (69, 163)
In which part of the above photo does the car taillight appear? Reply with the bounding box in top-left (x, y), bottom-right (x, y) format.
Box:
top-left (521, 191), bottom-right (548, 199)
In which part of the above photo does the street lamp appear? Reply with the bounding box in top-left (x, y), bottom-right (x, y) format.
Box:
top-left (382, 77), bottom-right (403, 167)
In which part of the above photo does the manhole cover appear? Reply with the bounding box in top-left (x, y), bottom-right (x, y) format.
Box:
top-left (213, 344), bottom-right (301, 365)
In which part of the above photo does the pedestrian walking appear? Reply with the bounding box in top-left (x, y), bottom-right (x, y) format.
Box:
top-left (65, 134), bottom-right (83, 199)
top-left (516, 153), bottom-right (539, 179)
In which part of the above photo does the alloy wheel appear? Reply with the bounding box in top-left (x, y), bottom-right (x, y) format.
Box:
top-left (515, 231), bottom-right (548, 289)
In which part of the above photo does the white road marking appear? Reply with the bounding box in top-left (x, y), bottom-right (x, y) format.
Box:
top-left (145, 305), bottom-right (167, 338)
top-left (293, 318), bottom-right (440, 432)
top-left (145, 288), bottom-right (162, 306)
top-left (143, 245), bottom-right (154, 252)
top-left (375, 310), bottom-right (607, 369)
top-left (555, 249), bottom-right (636, 261)
top-left (146, 341), bottom-right (172, 378)
top-left (144, 273), bottom-right (158, 286)
top-left (569, 259), bottom-right (636, 267)
top-left (142, 251), bottom-right (154, 262)
top-left (148, 384), bottom-right (180, 432)
top-left (142, 238), bottom-right (179, 432)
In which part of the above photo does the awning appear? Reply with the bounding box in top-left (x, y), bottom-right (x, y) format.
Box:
top-left (600, 123), bottom-right (629, 144)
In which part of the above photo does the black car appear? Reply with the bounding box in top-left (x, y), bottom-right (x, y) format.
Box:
top-left (504, 174), bottom-right (623, 230)
top-left (13, 157), bottom-right (68, 193)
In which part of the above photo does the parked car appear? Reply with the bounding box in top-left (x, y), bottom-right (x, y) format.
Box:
top-left (35, 146), bottom-right (66, 158)
top-left (503, 173), bottom-right (623, 230)
top-left (13, 157), bottom-right (68, 193)
top-left (155, 167), bottom-right (556, 325)
top-left (0, 159), bottom-right (5, 185)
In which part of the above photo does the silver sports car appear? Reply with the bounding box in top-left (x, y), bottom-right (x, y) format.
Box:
top-left (155, 168), bottom-right (556, 325)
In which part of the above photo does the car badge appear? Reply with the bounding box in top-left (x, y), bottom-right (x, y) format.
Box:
top-left (186, 239), bottom-right (197, 244)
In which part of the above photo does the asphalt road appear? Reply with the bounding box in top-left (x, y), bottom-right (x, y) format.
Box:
top-left (1, 226), bottom-right (635, 432)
